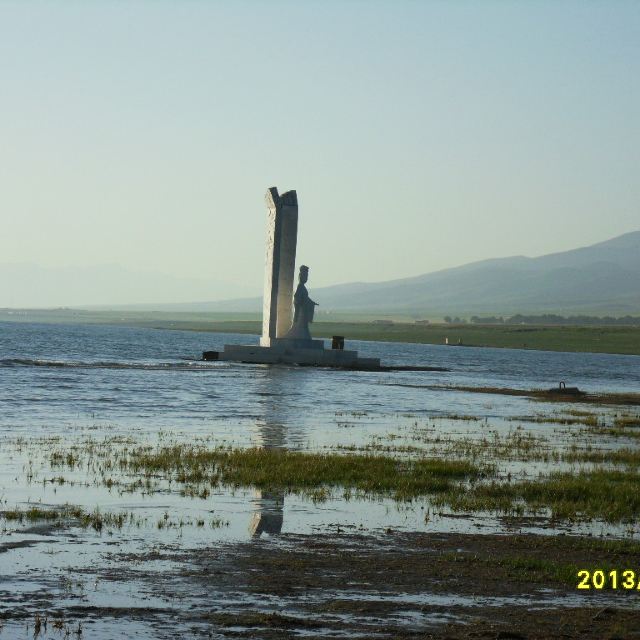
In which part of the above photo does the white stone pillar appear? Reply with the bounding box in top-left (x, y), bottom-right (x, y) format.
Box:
top-left (260, 187), bottom-right (298, 346)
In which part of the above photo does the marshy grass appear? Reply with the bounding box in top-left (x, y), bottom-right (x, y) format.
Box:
top-left (2, 506), bottom-right (74, 522)
top-left (561, 446), bottom-right (640, 466)
top-left (0, 505), bottom-right (137, 531)
top-left (437, 469), bottom-right (640, 523)
top-left (423, 385), bottom-right (640, 406)
top-left (47, 440), bottom-right (488, 501)
top-left (589, 426), bottom-right (640, 440)
top-left (509, 413), bottom-right (601, 427)
top-left (441, 552), bottom-right (580, 585)
top-left (366, 425), bottom-right (586, 462)
top-left (613, 414), bottom-right (640, 429)
top-left (140, 442), bottom-right (639, 521)
top-left (345, 429), bottom-right (640, 469)
top-left (119, 445), bottom-right (488, 501)
top-left (37, 403), bottom-right (640, 525)
top-left (358, 428), bottom-right (551, 463)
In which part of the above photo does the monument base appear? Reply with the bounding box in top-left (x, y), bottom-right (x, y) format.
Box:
top-left (217, 343), bottom-right (380, 370)
top-left (259, 336), bottom-right (324, 350)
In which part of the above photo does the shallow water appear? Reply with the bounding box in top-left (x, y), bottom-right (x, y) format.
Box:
top-left (2, 320), bottom-right (639, 432)
top-left (1, 321), bottom-right (639, 636)
top-left (1, 321), bottom-right (639, 534)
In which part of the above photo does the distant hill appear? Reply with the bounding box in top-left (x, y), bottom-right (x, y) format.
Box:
top-left (203, 230), bottom-right (640, 316)
top-left (3, 231), bottom-right (639, 315)
top-left (313, 230), bottom-right (640, 315)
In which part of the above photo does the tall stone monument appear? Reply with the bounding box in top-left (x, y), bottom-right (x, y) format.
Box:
top-left (215, 187), bottom-right (380, 369)
top-left (261, 187), bottom-right (299, 346)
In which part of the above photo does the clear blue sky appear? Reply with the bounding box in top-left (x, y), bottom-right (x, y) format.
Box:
top-left (1, 0), bottom-right (638, 302)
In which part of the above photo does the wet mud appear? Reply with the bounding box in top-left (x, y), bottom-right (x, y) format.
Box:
top-left (390, 383), bottom-right (640, 406)
top-left (2, 531), bottom-right (639, 639)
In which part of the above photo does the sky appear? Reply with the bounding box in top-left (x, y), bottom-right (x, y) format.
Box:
top-left (1, 0), bottom-right (638, 305)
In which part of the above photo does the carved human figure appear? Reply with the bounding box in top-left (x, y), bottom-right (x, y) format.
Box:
top-left (285, 265), bottom-right (318, 340)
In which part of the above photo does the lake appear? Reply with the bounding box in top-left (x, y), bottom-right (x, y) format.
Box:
top-left (1, 321), bottom-right (638, 638)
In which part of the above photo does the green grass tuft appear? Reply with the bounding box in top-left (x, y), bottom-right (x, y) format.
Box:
top-left (437, 469), bottom-right (640, 522)
top-left (122, 445), bottom-right (487, 501)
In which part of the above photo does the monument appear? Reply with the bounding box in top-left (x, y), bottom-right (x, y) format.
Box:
top-left (213, 187), bottom-right (381, 369)
top-left (260, 187), bottom-right (301, 347)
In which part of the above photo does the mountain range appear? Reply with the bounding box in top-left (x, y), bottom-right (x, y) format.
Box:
top-left (207, 230), bottom-right (640, 316)
top-left (2, 231), bottom-right (638, 315)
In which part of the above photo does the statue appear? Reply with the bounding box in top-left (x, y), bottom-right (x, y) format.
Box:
top-left (285, 265), bottom-right (318, 341)
top-left (215, 187), bottom-right (381, 368)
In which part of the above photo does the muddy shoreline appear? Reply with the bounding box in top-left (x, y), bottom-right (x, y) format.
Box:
top-left (387, 383), bottom-right (640, 406)
top-left (2, 530), bottom-right (639, 638)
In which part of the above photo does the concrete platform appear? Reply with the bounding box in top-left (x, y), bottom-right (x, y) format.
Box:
top-left (259, 337), bottom-right (324, 350)
top-left (217, 344), bottom-right (380, 369)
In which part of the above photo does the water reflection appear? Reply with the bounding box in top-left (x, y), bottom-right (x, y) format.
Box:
top-left (249, 490), bottom-right (284, 537)
top-left (249, 367), bottom-right (302, 538)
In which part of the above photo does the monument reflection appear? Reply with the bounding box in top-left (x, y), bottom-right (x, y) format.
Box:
top-left (248, 366), bottom-right (304, 538)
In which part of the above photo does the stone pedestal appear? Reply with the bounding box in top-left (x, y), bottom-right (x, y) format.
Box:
top-left (219, 343), bottom-right (380, 369)
top-left (259, 337), bottom-right (324, 350)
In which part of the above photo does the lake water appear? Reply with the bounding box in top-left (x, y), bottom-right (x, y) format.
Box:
top-left (0, 321), bottom-right (638, 638)
top-left (2, 320), bottom-right (638, 436)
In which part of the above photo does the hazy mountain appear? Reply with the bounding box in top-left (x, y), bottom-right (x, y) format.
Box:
top-left (3, 231), bottom-right (638, 315)
top-left (0, 263), bottom-right (255, 308)
top-left (311, 230), bottom-right (640, 314)
top-left (201, 230), bottom-right (640, 315)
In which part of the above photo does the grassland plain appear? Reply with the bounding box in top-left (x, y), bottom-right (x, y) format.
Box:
top-left (155, 320), bottom-right (639, 355)
top-left (108, 319), bottom-right (640, 355)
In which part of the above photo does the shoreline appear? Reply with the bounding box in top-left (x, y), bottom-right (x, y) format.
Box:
top-left (158, 321), bottom-right (640, 357)
top-left (2, 530), bottom-right (639, 639)
top-left (2, 310), bottom-right (640, 356)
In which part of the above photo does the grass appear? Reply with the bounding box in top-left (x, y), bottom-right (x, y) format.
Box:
top-left (299, 322), bottom-right (640, 356)
top-left (0, 505), bottom-right (136, 531)
top-left (166, 320), bottom-right (640, 356)
top-left (437, 469), bottom-right (640, 523)
top-left (614, 415), bottom-right (640, 428)
top-left (350, 436), bottom-right (640, 468)
top-left (119, 445), bottom-right (487, 501)
top-left (509, 413), bottom-right (601, 426)
top-left (561, 447), bottom-right (640, 466)
top-left (359, 428), bottom-right (551, 463)
top-left (442, 551), bottom-right (580, 585)
top-left (359, 422), bottom-right (640, 467)
top-left (34, 399), bottom-right (640, 526)
top-left (422, 385), bottom-right (640, 406)
top-left (2, 506), bottom-right (70, 522)
top-left (45, 436), bottom-right (640, 522)
top-left (590, 427), bottom-right (640, 440)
